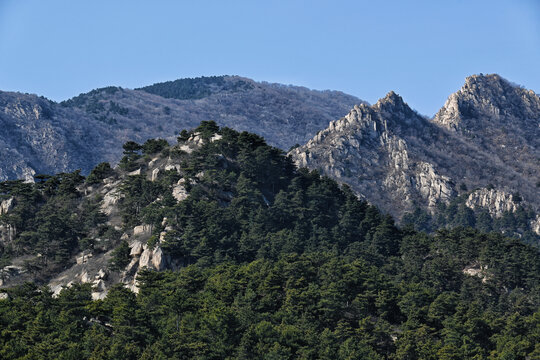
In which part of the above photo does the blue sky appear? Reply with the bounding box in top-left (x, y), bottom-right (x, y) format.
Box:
top-left (0, 0), bottom-right (538, 116)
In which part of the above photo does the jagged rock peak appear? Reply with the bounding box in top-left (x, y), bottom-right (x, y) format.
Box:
top-left (372, 91), bottom-right (420, 124)
top-left (297, 91), bottom-right (424, 151)
top-left (378, 90), bottom-right (403, 104)
top-left (433, 73), bottom-right (540, 131)
top-left (463, 73), bottom-right (506, 91)
top-left (458, 73), bottom-right (537, 104)
top-left (375, 91), bottom-right (408, 110)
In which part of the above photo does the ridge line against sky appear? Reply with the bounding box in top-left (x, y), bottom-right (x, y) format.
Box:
top-left (0, 0), bottom-right (539, 116)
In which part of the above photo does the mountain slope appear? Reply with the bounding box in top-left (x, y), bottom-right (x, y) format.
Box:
top-left (1, 124), bottom-right (539, 359)
top-left (0, 75), bottom-right (361, 181)
top-left (290, 74), bottom-right (540, 238)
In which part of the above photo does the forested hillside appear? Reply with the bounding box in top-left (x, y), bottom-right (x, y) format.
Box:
top-left (0, 123), bottom-right (539, 359)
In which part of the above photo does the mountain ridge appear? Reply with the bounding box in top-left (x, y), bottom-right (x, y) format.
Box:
top-left (0, 75), bottom-right (362, 181)
top-left (290, 74), bottom-right (539, 240)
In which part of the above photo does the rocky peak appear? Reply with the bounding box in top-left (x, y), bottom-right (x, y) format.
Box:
top-left (374, 90), bottom-right (412, 113)
top-left (433, 73), bottom-right (540, 131)
top-left (300, 92), bottom-right (420, 150)
top-left (375, 91), bottom-right (405, 109)
top-left (290, 91), bottom-right (455, 218)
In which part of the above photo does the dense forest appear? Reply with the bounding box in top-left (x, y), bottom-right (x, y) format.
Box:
top-left (402, 197), bottom-right (540, 247)
top-left (136, 76), bottom-right (255, 100)
top-left (0, 122), bottom-right (539, 359)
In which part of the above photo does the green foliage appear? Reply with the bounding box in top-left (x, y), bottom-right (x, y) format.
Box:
top-left (118, 174), bottom-right (167, 229)
top-left (141, 138), bottom-right (169, 155)
top-left (0, 170), bottom-right (106, 278)
top-left (109, 240), bottom-right (131, 271)
top-left (86, 162), bottom-right (114, 185)
top-left (122, 141), bottom-right (142, 154)
top-left (177, 129), bottom-right (190, 142)
top-left (194, 120), bottom-right (219, 140)
top-left (137, 75), bottom-right (253, 100)
top-left (403, 196), bottom-right (540, 247)
top-left (119, 141), bottom-right (142, 171)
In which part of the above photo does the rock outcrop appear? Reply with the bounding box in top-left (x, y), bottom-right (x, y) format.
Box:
top-left (0, 197), bottom-right (15, 215)
top-left (23, 133), bottom-right (208, 296)
top-left (465, 188), bottom-right (519, 218)
top-left (531, 215), bottom-right (540, 236)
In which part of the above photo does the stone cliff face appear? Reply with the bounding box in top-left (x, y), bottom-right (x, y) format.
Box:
top-left (292, 92), bottom-right (457, 217)
top-left (291, 74), bottom-right (539, 221)
top-left (465, 188), bottom-right (519, 218)
top-left (0, 76), bottom-right (361, 181)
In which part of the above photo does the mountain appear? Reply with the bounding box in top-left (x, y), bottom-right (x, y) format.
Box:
top-left (1, 124), bottom-right (539, 359)
top-left (290, 74), bottom-right (540, 240)
top-left (0, 75), bottom-right (361, 181)
top-left (433, 74), bottom-right (539, 184)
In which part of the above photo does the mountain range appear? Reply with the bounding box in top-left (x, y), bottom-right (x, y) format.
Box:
top-left (290, 74), bottom-right (539, 237)
top-left (1, 74), bottom-right (539, 237)
top-left (0, 75), bottom-right (360, 181)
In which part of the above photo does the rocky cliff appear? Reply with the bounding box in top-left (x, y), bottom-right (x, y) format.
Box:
top-left (290, 74), bottom-right (539, 226)
top-left (0, 76), bottom-right (361, 181)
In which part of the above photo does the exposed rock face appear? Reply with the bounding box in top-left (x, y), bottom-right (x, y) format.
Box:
top-left (133, 224), bottom-right (152, 238)
top-left (172, 182), bottom-right (188, 202)
top-left (76, 251), bottom-right (93, 265)
top-left (291, 75), bottom-right (539, 220)
top-left (531, 215), bottom-right (540, 236)
top-left (463, 263), bottom-right (491, 283)
top-left (0, 76), bottom-right (361, 180)
top-left (291, 92), bottom-right (458, 217)
top-left (0, 93), bottom-right (105, 181)
top-left (130, 241), bottom-right (144, 257)
top-left (434, 74), bottom-right (540, 133)
top-left (0, 198), bottom-right (16, 243)
top-left (433, 74), bottom-right (539, 207)
top-left (0, 197), bottom-right (15, 215)
top-left (139, 248), bottom-right (153, 269)
top-left (465, 188), bottom-right (519, 218)
top-left (0, 224), bottom-right (16, 244)
top-left (151, 168), bottom-right (160, 181)
top-left (414, 162), bottom-right (456, 209)
top-left (151, 247), bottom-right (166, 271)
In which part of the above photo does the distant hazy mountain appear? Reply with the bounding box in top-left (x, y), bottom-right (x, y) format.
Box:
top-left (0, 75), bottom-right (361, 181)
top-left (290, 74), bottom-right (539, 238)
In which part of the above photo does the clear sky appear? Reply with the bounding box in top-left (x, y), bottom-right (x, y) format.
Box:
top-left (0, 0), bottom-right (538, 116)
